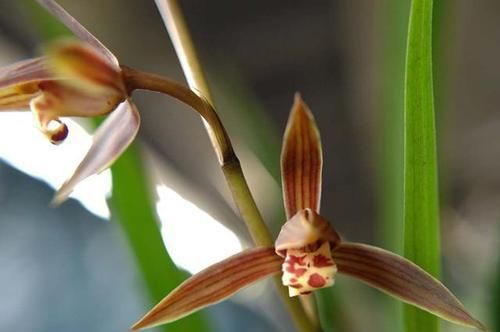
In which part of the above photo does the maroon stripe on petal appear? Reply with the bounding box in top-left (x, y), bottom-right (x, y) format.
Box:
top-left (281, 93), bottom-right (323, 219)
top-left (131, 247), bottom-right (282, 330)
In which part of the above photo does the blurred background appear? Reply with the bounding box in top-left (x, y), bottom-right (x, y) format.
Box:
top-left (0, 1), bottom-right (498, 331)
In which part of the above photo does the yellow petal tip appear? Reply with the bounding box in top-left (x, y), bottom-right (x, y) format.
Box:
top-left (50, 183), bottom-right (72, 207)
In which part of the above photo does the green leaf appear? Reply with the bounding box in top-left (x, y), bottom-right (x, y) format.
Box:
top-left (403, 0), bottom-right (441, 331)
top-left (110, 146), bottom-right (210, 331)
top-left (315, 287), bottom-right (342, 331)
top-left (375, 1), bottom-right (410, 331)
top-left (23, 1), bottom-right (71, 40)
top-left (494, 256), bottom-right (500, 332)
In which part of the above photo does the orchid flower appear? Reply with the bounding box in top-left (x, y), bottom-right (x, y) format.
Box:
top-left (0, 0), bottom-right (139, 204)
top-left (132, 94), bottom-right (486, 331)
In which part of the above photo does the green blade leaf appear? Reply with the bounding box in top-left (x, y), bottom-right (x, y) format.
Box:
top-left (403, 0), bottom-right (440, 331)
top-left (375, 1), bottom-right (410, 332)
top-left (111, 146), bottom-right (210, 331)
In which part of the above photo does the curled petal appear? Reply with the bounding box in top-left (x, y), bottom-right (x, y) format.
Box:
top-left (29, 80), bottom-right (121, 145)
top-left (275, 208), bottom-right (341, 257)
top-left (131, 247), bottom-right (281, 330)
top-left (281, 93), bottom-right (323, 219)
top-left (30, 93), bottom-right (68, 144)
top-left (36, 0), bottom-right (120, 69)
top-left (333, 242), bottom-right (487, 331)
top-left (45, 119), bottom-right (68, 145)
top-left (52, 99), bottom-right (140, 205)
top-left (30, 89), bottom-right (64, 143)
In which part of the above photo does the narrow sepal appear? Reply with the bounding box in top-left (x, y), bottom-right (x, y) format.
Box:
top-left (36, 0), bottom-right (119, 69)
top-left (333, 242), bottom-right (487, 331)
top-left (281, 93), bottom-right (323, 219)
top-left (0, 57), bottom-right (49, 89)
top-left (131, 247), bottom-right (281, 330)
top-left (0, 58), bottom-right (50, 111)
top-left (53, 99), bottom-right (140, 204)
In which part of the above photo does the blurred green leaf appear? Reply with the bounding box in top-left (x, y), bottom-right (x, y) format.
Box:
top-left (375, 1), bottom-right (409, 331)
top-left (403, 0), bottom-right (441, 332)
top-left (494, 254), bottom-right (500, 332)
top-left (315, 287), bottom-right (342, 331)
top-left (110, 146), bottom-right (209, 331)
top-left (23, 1), bottom-right (71, 40)
top-left (210, 64), bottom-right (281, 184)
top-left (23, 2), bottom-right (212, 331)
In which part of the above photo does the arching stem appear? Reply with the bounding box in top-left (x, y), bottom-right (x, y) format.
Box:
top-left (122, 65), bottom-right (316, 332)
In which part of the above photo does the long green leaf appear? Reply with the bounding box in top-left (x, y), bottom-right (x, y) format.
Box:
top-left (23, 2), bottom-right (211, 331)
top-left (494, 252), bottom-right (500, 332)
top-left (110, 147), bottom-right (209, 331)
top-left (403, 0), bottom-right (440, 332)
top-left (375, 1), bottom-right (410, 331)
top-left (315, 287), bottom-right (342, 331)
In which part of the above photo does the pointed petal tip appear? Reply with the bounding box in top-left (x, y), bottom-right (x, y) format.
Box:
top-left (132, 247), bottom-right (281, 329)
top-left (476, 321), bottom-right (488, 331)
top-left (290, 92), bottom-right (313, 119)
top-left (50, 185), bottom-right (72, 207)
top-left (129, 319), bottom-right (152, 331)
top-left (293, 91), bottom-right (303, 103)
top-left (130, 314), bottom-right (168, 331)
top-left (281, 93), bottom-right (323, 218)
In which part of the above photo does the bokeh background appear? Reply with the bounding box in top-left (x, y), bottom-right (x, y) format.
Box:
top-left (0, 1), bottom-right (498, 331)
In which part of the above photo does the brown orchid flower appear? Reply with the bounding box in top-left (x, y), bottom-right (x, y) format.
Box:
top-left (132, 95), bottom-right (486, 331)
top-left (0, 0), bottom-right (140, 204)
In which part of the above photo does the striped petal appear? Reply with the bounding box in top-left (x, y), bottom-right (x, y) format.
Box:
top-left (333, 242), bottom-right (487, 331)
top-left (131, 247), bottom-right (281, 330)
top-left (281, 93), bottom-right (323, 219)
top-left (36, 0), bottom-right (119, 69)
top-left (0, 57), bottom-right (49, 89)
top-left (0, 58), bottom-right (52, 111)
top-left (52, 99), bottom-right (140, 204)
top-left (0, 82), bottom-right (39, 111)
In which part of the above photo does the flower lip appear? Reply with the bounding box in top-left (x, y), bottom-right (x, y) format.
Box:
top-left (275, 208), bottom-right (341, 257)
